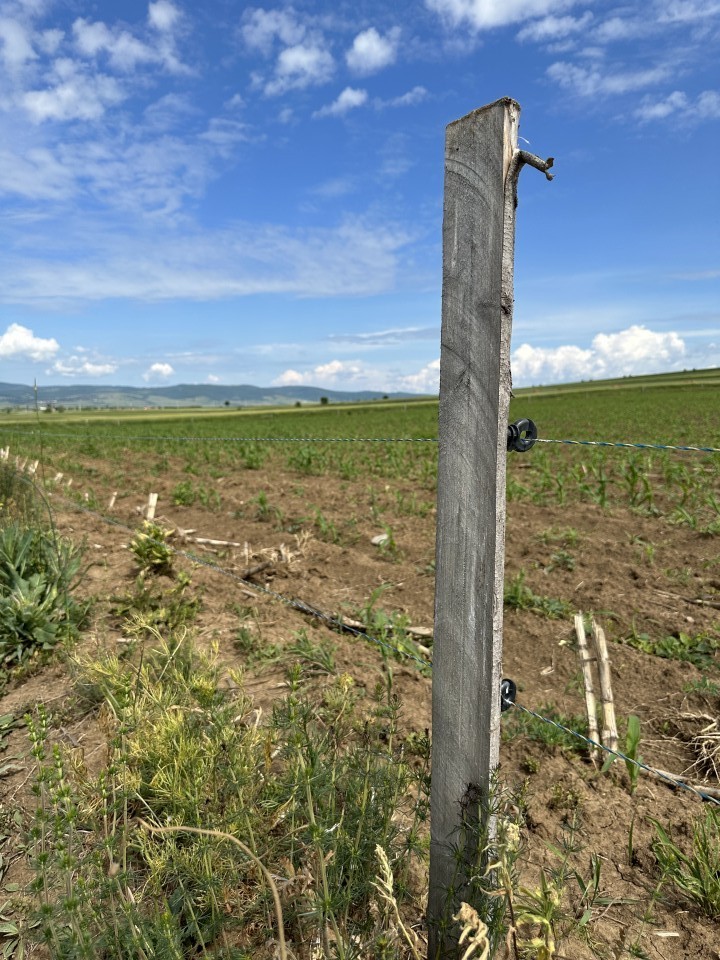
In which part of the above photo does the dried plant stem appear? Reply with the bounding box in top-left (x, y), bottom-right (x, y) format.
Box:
top-left (138, 821), bottom-right (287, 960)
top-left (591, 620), bottom-right (618, 752)
top-left (574, 613), bottom-right (600, 762)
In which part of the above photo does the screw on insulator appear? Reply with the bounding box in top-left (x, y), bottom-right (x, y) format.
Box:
top-left (500, 678), bottom-right (517, 712)
top-left (507, 418), bottom-right (537, 453)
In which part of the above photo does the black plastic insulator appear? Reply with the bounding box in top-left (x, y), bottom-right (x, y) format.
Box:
top-left (500, 678), bottom-right (517, 712)
top-left (507, 418), bottom-right (537, 453)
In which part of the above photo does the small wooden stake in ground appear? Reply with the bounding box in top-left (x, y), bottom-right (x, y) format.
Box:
top-left (592, 620), bottom-right (619, 753)
top-left (145, 492), bottom-right (159, 520)
top-left (429, 98), bottom-right (553, 958)
top-left (108, 492), bottom-right (117, 510)
top-left (575, 613), bottom-right (600, 762)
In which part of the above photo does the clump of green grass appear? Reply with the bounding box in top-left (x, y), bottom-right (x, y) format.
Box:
top-left (504, 571), bottom-right (571, 619)
top-left (501, 703), bottom-right (589, 755)
top-left (26, 634), bottom-right (431, 959)
top-left (652, 809), bottom-right (720, 919)
top-left (350, 586), bottom-right (430, 674)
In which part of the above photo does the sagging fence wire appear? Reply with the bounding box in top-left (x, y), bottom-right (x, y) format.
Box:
top-left (42, 483), bottom-right (720, 809)
top-left (503, 699), bottom-right (720, 807)
top-left (2, 427), bottom-right (720, 453)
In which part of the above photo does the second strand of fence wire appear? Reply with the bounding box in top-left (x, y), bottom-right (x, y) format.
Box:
top-left (503, 699), bottom-right (720, 807)
top-left (2, 426), bottom-right (720, 454)
top-left (55, 492), bottom-right (432, 673)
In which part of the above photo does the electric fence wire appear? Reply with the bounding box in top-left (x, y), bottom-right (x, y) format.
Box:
top-left (2, 427), bottom-right (720, 454)
top-left (502, 699), bottom-right (720, 806)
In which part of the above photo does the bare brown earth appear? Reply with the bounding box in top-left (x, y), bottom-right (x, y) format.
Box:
top-left (1, 451), bottom-right (719, 960)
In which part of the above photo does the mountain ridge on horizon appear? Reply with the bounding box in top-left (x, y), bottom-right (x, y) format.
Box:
top-left (0, 380), bottom-right (429, 409)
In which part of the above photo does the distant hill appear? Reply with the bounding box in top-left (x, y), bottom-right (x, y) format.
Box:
top-left (0, 382), bottom-right (426, 409)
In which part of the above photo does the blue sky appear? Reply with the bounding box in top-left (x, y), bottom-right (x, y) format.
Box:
top-left (0, 0), bottom-right (718, 392)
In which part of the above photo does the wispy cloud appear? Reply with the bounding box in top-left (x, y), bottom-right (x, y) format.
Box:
top-left (0, 215), bottom-right (413, 303)
top-left (635, 88), bottom-right (720, 122)
top-left (426, 0), bottom-right (578, 31)
top-left (547, 61), bottom-right (670, 97)
top-left (517, 12), bottom-right (592, 43)
top-left (327, 325), bottom-right (438, 345)
top-left (375, 85), bottom-right (427, 108)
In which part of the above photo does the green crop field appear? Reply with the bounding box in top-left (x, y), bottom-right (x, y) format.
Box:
top-left (1, 371), bottom-right (719, 532)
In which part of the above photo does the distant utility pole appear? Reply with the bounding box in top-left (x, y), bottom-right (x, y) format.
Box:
top-left (429, 98), bottom-right (553, 958)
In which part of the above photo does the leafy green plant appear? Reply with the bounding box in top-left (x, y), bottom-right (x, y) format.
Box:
top-left (129, 520), bottom-right (174, 575)
top-left (110, 572), bottom-right (200, 640)
top-left (171, 479), bottom-right (196, 506)
top-left (623, 628), bottom-right (719, 670)
top-left (652, 809), bottom-right (720, 919)
top-left (0, 522), bottom-right (86, 668)
top-left (602, 715), bottom-right (642, 794)
top-left (350, 586), bottom-right (430, 674)
top-left (501, 703), bottom-right (589, 755)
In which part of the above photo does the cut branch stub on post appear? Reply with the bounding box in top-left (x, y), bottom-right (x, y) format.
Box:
top-left (429, 98), bottom-right (552, 958)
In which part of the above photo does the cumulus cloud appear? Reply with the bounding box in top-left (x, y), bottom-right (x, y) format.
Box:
top-left (0, 323), bottom-right (59, 361)
top-left (148, 1), bottom-right (181, 32)
top-left (547, 61), bottom-right (669, 97)
top-left (511, 325), bottom-right (686, 386)
top-left (52, 356), bottom-right (118, 376)
top-left (272, 357), bottom-right (440, 393)
top-left (143, 361), bottom-right (174, 380)
top-left (426, 0), bottom-right (577, 31)
top-left (0, 17), bottom-right (37, 68)
top-left (22, 59), bottom-right (124, 122)
top-left (264, 42), bottom-right (334, 95)
top-left (346, 27), bottom-right (400, 74)
top-left (314, 86), bottom-right (367, 118)
top-left (207, 373), bottom-right (220, 382)
top-left (240, 8), bottom-right (306, 55)
top-left (398, 358), bottom-right (440, 393)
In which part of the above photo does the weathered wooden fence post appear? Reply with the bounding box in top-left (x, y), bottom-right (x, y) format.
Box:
top-left (429, 97), bottom-right (551, 957)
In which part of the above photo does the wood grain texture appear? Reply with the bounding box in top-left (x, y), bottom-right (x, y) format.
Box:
top-left (428, 97), bottom-right (519, 958)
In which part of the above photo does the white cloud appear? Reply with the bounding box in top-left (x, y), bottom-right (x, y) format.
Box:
top-left (547, 61), bottom-right (669, 97)
top-left (0, 322), bottom-right (59, 361)
top-left (635, 90), bottom-right (688, 121)
top-left (634, 89), bottom-right (720, 122)
top-left (273, 359), bottom-right (366, 387)
top-left (241, 8), bottom-right (306, 55)
top-left (143, 361), bottom-right (174, 380)
top-left (72, 12), bottom-right (186, 74)
top-left (207, 373), bottom-right (220, 382)
top-left (0, 216), bottom-right (411, 303)
top-left (517, 12), bottom-right (592, 42)
top-left (265, 42), bottom-right (334, 95)
top-left (346, 27), bottom-right (399, 74)
top-left (377, 86), bottom-right (428, 108)
top-left (398, 358), bottom-right (440, 393)
top-left (0, 17), bottom-right (37, 68)
top-left (314, 87), bottom-right (368, 118)
top-left (22, 59), bottom-right (124, 122)
top-left (52, 356), bottom-right (118, 376)
top-left (512, 325), bottom-right (686, 385)
top-left (426, 0), bottom-right (577, 31)
top-left (593, 16), bottom-right (646, 43)
top-left (148, 1), bottom-right (181, 32)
